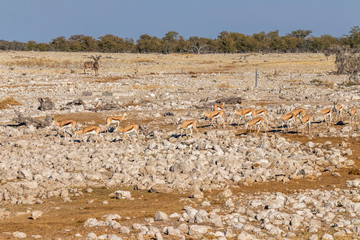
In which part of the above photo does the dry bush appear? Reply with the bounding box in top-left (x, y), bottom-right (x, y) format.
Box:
top-left (0, 96), bottom-right (22, 109)
top-left (265, 70), bottom-right (280, 78)
top-left (322, 79), bottom-right (334, 89)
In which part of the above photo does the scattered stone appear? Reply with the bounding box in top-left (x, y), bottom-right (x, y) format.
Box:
top-left (12, 231), bottom-right (26, 239)
top-left (149, 184), bottom-right (170, 193)
top-left (154, 211), bottom-right (168, 221)
top-left (114, 190), bottom-right (132, 200)
top-left (188, 225), bottom-right (209, 235)
top-left (31, 210), bottom-right (42, 220)
top-left (86, 232), bottom-right (98, 240)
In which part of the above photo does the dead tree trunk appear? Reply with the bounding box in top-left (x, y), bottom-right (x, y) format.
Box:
top-left (38, 97), bottom-right (54, 111)
top-left (12, 110), bottom-right (52, 128)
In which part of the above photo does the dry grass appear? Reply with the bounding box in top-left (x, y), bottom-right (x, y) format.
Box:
top-left (216, 83), bottom-right (235, 89)
top-left (0, 96), bottom-right (22, 109)
top-left (128, 84), bottom-right (171, 90)
top-left (132, 58), bottom-right (157, 63)
top-left (3, 58), bottom-right (80, 69)
top-left (310, 79), bottom-right (335, 89)
top-left (0, 52), bottom-right (335, 77)
top-left (94, 76), bottom-right (129, 83)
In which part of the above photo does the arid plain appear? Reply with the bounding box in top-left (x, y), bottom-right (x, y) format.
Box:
top-left (0, 52), bottom-right (360, 239)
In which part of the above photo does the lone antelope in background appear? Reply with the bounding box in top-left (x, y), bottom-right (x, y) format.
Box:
top-left (246, 117), bottom-right (268, 136)
top-left (178, 120), bottom-right (198, 138)
top-left (203, 110), bottom-right (225, 128)
top-left (52, 118), bottom-right (77, 138)
top-left (212, 102), bottom-right (225, 111)
top-left (84, 55), bottom-right (101, 75)
top-left (105, 113), bottom-right (126, 132)
top-left (117, 124), bottom-right (140, 143)
top-left (75, 126), bottom-right (102, 143)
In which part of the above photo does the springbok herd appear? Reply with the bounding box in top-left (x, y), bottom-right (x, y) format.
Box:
top-left (52, 101), bottom-right (358, 143)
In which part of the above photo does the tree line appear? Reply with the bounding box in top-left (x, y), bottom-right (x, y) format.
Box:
top-left (1, 26), bottom-right (360, 54)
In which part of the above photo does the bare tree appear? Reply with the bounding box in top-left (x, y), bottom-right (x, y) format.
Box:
top-left (325, 47), bottom-right (360, 84)
top-left (190, 44), bottom-right (208, 54)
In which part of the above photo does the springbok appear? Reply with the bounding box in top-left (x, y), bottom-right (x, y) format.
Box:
top-left (75, 126), bottom-right (103, 143)
top-left (178, 120), bottom-right (198, 138)
top-left (203, 110), bottom-right (225, 128)
top-left (51, 118), bottom-right (77, 138)
top-left (116, 124), bottom-right (140, 143)
top-left (280, 112), bottom-right (295, 133)
top-left (246, 117), bottom-right (268, 136)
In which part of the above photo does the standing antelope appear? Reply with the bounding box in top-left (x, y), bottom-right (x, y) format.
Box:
top-left (116, 124), bottom-right (140, 143)
top-left (255, 108), bottom-right (268, 124)
top-left (290, 108), bottom-right (306, 128)
top-left (233, 108), bottom-right (255, 124)
top-left (105, 113), bottom-right (126, 132)
top-left (300, 114), bottom-right (312, 135)
top-left (75, 126), bottom-right (102, 143)
top-left (203, 110), bottom-right (225, 128)
top-left (84, 55), bottom-right (101, 75)
top-left (349, 107), bottom-right (357, 126)
top-left (246, 117), bottom-right (268, 136)
top-left (320, 107), bottom-right (332, 126)
top-left (280, 112), bottom-right (295, 132)
top-left (52, 118), bottom-right (77, 138)
top-left (334, 103), bottom-right (343, 121)
top-left (178, 120), bottom-right (199, 138)
top-left (212, 102), bottom-right (225, 111)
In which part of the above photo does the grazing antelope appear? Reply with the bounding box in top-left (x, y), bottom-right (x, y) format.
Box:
top-left (105, 113), bottom-right (126, 132)
top-left (335, 103), bottom-right (343, 121)
top-left (255, 108), bottom-right (268, 124)
top-left (75, 126), bottom-right (102, 143)
top-left (300, 114), bottom-right (312, 135)
top-left (246, 117), bottom-right (268, 136)
top-left (178, 120), bottom-right (199, 138)
top-left (320, 107), bottom-right (332, 126)
top-left (290, 108), bottom-right (306, 128)
top-left (349, 107), bottom-right (357, 126)
top-left (233, 108), bottom-right (255, 124)
top-left (52, 119), bottom-right (77, 138)
top-left (203, 110), bottom-right (225, 128)
top-left (280, 112), bottom-right (295, 132)
top-left (213, 102), bottom-right (225, 111)
top-left (116, 124), bottom-right (140, 143)
top-left (84, 55), bottom-right (101, 75)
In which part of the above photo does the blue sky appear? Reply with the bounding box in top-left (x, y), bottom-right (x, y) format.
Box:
top-left (0, 0), bottom-right (359, 43)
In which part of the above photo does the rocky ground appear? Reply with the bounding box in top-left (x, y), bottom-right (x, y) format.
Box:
top-left (0, 52), bottom-right (360, 239)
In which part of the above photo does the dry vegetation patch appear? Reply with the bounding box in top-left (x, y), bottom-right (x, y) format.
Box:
top-left (0, 96), bottom-right (22, 109)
